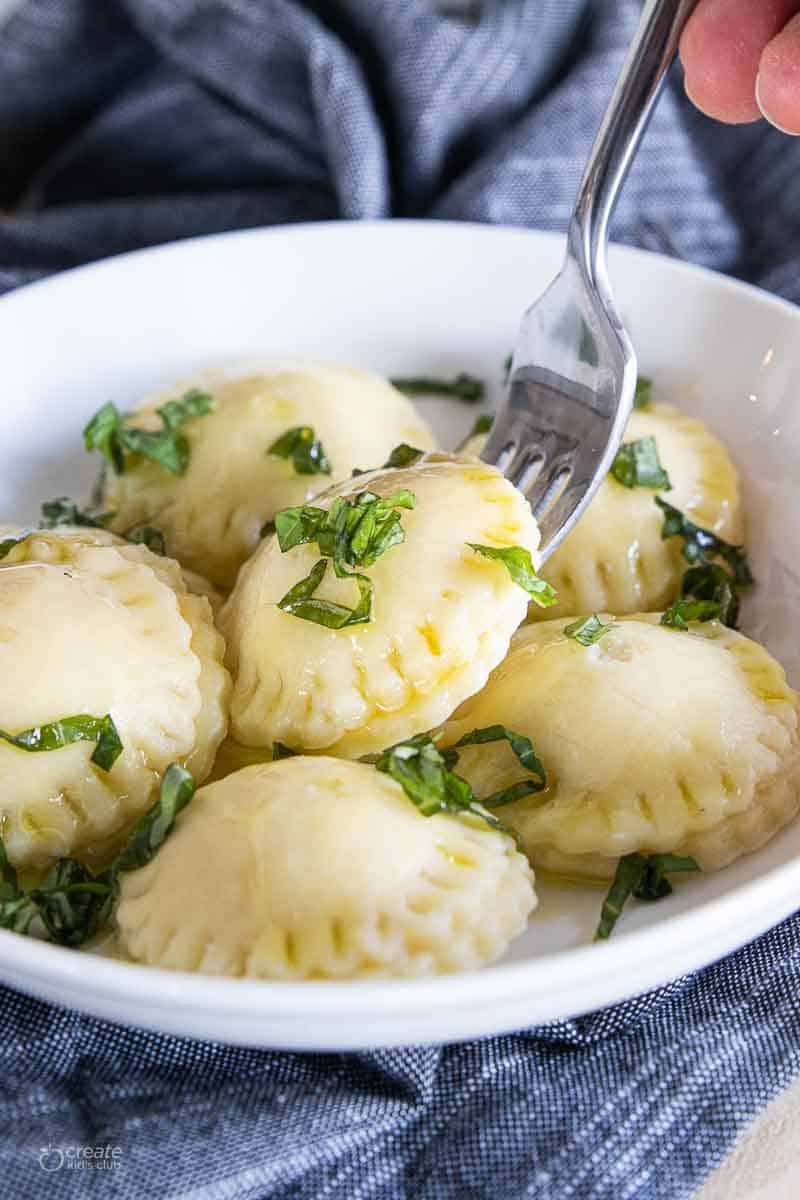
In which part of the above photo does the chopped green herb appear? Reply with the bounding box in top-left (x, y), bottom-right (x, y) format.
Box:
top-left (609, 437), bottom-right (671, 490)
top-left (661, 597), bottom-right (723, 630)
top-left (40, 498), bottom-right (114, 529)
top-left (111, 763), bottom-right (195, 878)
top-left (452, 723), bottom-right (546, 806)
top-left (595, 852), bottom-right (699, 940)
top-left (368, 734), bottom-right (510, 838)
top-left (127, 526), bottom-right (167, 556)
top-left (466, 543), bottom-right (558, 608)
top-left (83, 389), bottom-right (214, 477)
top-left (0, 714), bottom-right (123, 771)
top-left (273, 489), bottom-right (415, 627)
top-left (268, 426), bottom-right (331, 476)
top-left (391, 374), bottom-right (485, 403)
top-left (634, 376), bottom-right (652, 410)
top-left (277, 558), bottom-right (373, 628)
top-left (564, 614), bottom-right (613, 646)
top-left (656, 497), bottom-right (753, 630)
top-left (367, 726), bottom-right (545, 837)
top-left (382, 443), bottom-right (425, 469)
top-left (272, 742), bottom-right (297, 760)
top-left (0, 763), bottom-right (195, 946)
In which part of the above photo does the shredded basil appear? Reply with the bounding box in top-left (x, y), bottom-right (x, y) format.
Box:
top-left (277, 558), bottom-right (373, 628)
top-left (273, 490), bottom-right (415, 627)
top-left (268, 426), bottom-right (331, 476)
top-left (564, 614), bottom-right (613, 646)
top-left (656, 498), bottom-right (753, 630)
top-left (382, 443), bottom-right (425, 469)
top-left (596, 852), bottom-right (700, 939)
top-left (456, 413), bottom-right (493, 453)
top-left (634, 376), bottom-right (652, 410)
top-left (466, 543), bottom-right (557, 608)
top-left (40, 499), bottom-right (114, 529)
top-left (0, 714), bottom-right (123, 771)
top-left (609, 437), bottom-right (671, 490)
top-left (83, 388), bottom-right (214, 477)
top-left (391, 374), bottom-right (485, 403)
top-left (368, 726), bottom-right (545, 837)
top-left (595, 852), bottom-right (699, 940)
top-left (0, 763), bottom-right (195, 946)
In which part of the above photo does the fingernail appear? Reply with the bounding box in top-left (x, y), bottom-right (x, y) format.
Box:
top-left (755, 73), bottom-right (800, 136)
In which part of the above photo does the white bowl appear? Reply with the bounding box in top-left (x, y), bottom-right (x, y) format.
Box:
top-left (2, 221), bottom-right (799, 1049)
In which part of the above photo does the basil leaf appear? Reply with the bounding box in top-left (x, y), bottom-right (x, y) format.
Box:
top-left (370, 733), bottom-right (523, 841)
top-left (29, 859), bottom-right (112, 947)
top-left (0, 764), bottom-right (196, 947)
top-left (84, 402), bottom-right (126, 473)
top-left (277, 559), bottom-right (373, 628)
top-left (466, 543), bottom-right (558, 608)
top-left (111, 763), bottom-right (196, 878)
top-left (382, 444), bottom-right (425, 469)
top-left (656, 498), bottom-right (753, 584)
top-left (84, 389), bottom-right (214, 477)
top-left (0, 841), bottom-right (37, 934)
top-left (634, 376), bottom-right (652, 410)
top-left (127, 526), bottom-right (167, 556)
top-left (609, 437), bottom-right (671, 490)
top-left (595, 852), bottom-right (699, 940)
top-left (0, 714), bottom-right (123, 771)
top-left (656, 497), bottom-right (753, 629)
top-left (273, 490), bottom-right (415, 626)
top-left (40, 498), bottom-right (114, 529)
top-left (372, 734), bottom-right (502, 830)
top-left (564, 614), bottom-right (613, 646)
top-left (661, 598), bottom-right (722, 630)
top-left (272, 742), bottom-right (297, 760)
top-left (391, 374), bottom-right (485, 402)
top-left (268, 426), bottom-right (332, 476)
top-left (156, 388), bottom-right (214, 430)
top-left (453, 724), bottom-right (546, 796)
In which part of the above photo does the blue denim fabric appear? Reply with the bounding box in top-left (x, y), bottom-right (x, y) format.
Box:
top-left (2, 3), bottom-right (800, 1197)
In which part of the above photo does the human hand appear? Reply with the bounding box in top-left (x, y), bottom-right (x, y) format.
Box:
top-left (680, 0), bottom-right (800, 133)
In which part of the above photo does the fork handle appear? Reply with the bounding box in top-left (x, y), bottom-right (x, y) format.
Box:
top-left (569, 0), bottom-right (700, 286)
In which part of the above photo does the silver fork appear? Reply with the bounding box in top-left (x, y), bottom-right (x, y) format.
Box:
top-left (481, 0), bottom-right (699, 560)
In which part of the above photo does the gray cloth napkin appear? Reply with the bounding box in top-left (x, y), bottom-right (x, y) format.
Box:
top-left (2, 2), bottom-right (800, 1198)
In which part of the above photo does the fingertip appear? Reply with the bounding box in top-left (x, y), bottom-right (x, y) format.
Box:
top-left (756, 16), bottom-right (800, 135)
top-left (679, 1), bottom-right (762, 123)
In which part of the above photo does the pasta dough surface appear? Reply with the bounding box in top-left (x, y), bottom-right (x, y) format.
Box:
top-left (0, 530), bottom-right (230, 867)
top-left (116, 757), bottom-right (535, 978)
top-left (442, 615), bottom-right (800, 877)
top-left (221, 455), bottom-right (542, 757)
top-left (101, 365), bottom-right (437, 588)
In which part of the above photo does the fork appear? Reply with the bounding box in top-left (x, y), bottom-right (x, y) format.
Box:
top-left (481, 0), bottom-right (699, 560)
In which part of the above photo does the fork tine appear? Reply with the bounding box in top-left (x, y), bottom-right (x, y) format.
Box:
top-left (505, 445), bottom-right (545, 492)
top-left (525, 459), bottom-right (573, 518)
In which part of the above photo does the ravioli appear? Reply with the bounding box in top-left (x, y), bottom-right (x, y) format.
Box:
top-left (116, 757), bottom-right (535, 978)
top-left (462, 403), bottom-right (742, 619)
top-left (0, 529), bottom-right (230, 867)
top-left (442, 615), bottom-right (800, 877)
top-left (221, 455), bottom-right (543, 757)
top-left (100, 365), bottom-right (437, 588)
